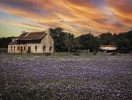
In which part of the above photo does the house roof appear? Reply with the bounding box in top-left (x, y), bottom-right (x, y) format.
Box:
top-left (100, 45), bottom-right (117, 50)
top-left (17, 31), bottom-right (47, 40)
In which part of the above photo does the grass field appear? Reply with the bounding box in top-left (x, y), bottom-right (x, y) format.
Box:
top-left (0, 53), bottom-right (132, 100)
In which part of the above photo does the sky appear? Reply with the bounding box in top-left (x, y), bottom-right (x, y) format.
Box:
top-left (0, 0), bottom-right (132, 37)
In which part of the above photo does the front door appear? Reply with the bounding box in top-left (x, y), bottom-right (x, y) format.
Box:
top-left (27, 46), bottom-right (31, 53)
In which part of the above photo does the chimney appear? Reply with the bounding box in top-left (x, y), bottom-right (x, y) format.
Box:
top-left (47, 28), bottom-right (50, 35)
top-left (22, 31), bottom-right (25, 34)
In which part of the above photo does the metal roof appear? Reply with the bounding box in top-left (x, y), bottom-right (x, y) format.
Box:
top-left (100, 45), bottom-right (117, 50)
top-left (17, 31), bottom-right (47, 40)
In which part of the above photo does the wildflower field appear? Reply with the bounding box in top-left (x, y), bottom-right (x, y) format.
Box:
top-left (0, 53), bottom-right (132, 100)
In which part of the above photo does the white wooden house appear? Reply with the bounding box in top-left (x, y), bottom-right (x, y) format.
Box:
top-left (8, 30), bottom-right (54, 53)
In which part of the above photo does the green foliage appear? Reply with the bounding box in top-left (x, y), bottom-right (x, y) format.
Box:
top-left (77, 33), bottom-right (100, 52)
top-left (0, 48), bottom-right (7, 52)
top-left (73, 50), bottom-right (80, 56)
top-left (116, 31), bottom-right (132, 53)
top-left (45, 53), bottom-right (51, 56)
top-left (99, 32), bottom-right (113, 45)
top-left (0, 37), bottom-right (14, 48)
top-left (50, 27), bottom-right (76, 52)
top-left (99, 31), bottom-right (132, 53)
top-left (111, 52), bottom-right (116, 55)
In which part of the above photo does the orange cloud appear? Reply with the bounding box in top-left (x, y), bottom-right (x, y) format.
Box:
top-left (106, 0), bottom-right (132, 29)
top-left (0, 0), bottom-right (131, 37)
top-left (0, 19), bottom-right (45, 31)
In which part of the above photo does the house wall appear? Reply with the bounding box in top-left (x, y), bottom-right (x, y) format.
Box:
top-left (27, 44), bottom-right (42, 53)
top-left (8, 45), bottom-right (27, 53)
top-left (8, 45), bottom-right (17, 53)
top-left (8, 44), bottom-right (45, 53)
top-left (41, 33), bottom-right (54, 53)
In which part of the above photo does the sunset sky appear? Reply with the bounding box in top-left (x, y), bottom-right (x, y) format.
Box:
top-left (0, 0), bottom-right (132, 37)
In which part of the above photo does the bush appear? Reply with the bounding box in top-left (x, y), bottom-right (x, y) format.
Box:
top-left (93, 50), bottom-right (97, 55)
top-left (111, 52), bottom-right (116, 55)
top-left (0, 48), bottom-right (7, 52)
top-left (45, 53), bottom-right (51, 56)
top-left (73, 51), bottom-right (80, 56)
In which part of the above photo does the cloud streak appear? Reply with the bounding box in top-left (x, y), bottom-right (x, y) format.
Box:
top-left (0, 0), bottom-right (131, 37)
top-left (106, 0), bottom-right (132, 28)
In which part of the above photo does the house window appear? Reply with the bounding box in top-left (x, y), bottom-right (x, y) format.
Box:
top-left (35, 46), bottom-right (37, 51)
top-left (14, 46), bottom-right (15, 50)
top-left (18, 46), bottom-right (20, 50)
top-left (43, 46), bottom-right (46, 51)
top-left (50, 47), bottom-right (52, 51)
top-left (21, 46), bottom-right (23, 51)
top-left (11, 46), bottom-right (12, 51)
top-left (27, 46), bottom-right (31, 53)
top-left (24, 46), bottom-right (26, 50)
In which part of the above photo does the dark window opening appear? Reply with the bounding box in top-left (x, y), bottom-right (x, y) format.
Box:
top-left (43, 46), bottom-right (46, 51)
top-left (11, 46), bottom-right (12, 51)
top-left (50, 47), bottom-right (52, 51)
top-left (20, 46), bottom-right (22, 53)
top-left (27, 46), bottom-right (31, 53)
top-left (35, 46), bottom-right (37, 51)
top-left (14, 46), bottom-right (15, 50)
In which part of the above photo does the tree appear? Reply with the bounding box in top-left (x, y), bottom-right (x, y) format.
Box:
top-left (73, 38), bottom-right (83, 50)
top-left (65, 33), bottom-right (75, 52)
top-left (0, 37), bottom-right (13, 48)
top-left (99, 31), bottom-right (132, 53)
top-left (99, 32), bottom-right (113, 45)
top-left (116, 31), bottom-right (132, 53)
top-left (50, 27), bottom-right (76, 52)
top-left (77, 33), bottom-right (100, 52)
top-left (0, 38), bottom-right (2, 48)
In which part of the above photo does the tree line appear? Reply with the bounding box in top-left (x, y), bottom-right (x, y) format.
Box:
top-left (0, 37), bottom-right (13, 48)
top-left (0, 27), bottom-right (132, 53)
top-left (50, 27), bottom-right (132, 53)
